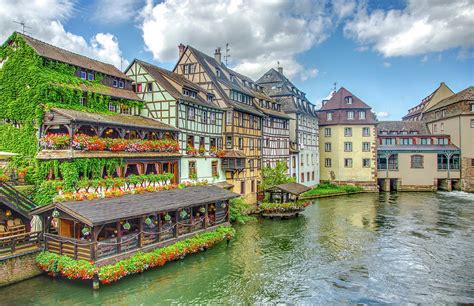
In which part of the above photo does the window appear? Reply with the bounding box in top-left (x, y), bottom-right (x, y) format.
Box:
top-left (324, 128), bottom-right (331, 137)
top-left (363, 142), bottom-right (370, 152)
top-left (202, 110), bottom-right (208, 123)
top-left (471, 104), bottom-right (474, 112)
top-left (434, 124), bottom-right (437, 132)
top-left (344, 142), bottom-right (352, 152)
top-left (240, 181), bottom-right (245, 195)
top-left (451, 154), bottom-right (460, 170)
top-left (238, 113), bottom-right (243, 126)
top-left (362, 127), bottom-right (370, 136)
top-left (113, 79), bottom-right (118, 87)
top-left (137, 83), bottom-right (142, 92)
top-left (226, 111), bottom-right (232, 125)
top-left (207, 94), bottom-right (214, 103)
top-left (377, 155), bottom-right (387, 170)
top-left (401, 138), bottom-right (413, 145)
top-left (187, 107), bottom-right (195, 120)
top-left (344, 158), bottom-right (353, 168)
top-left (238, 137), bottom-right (243, 150)
top-left (216, 68), bottom-right (221, 77)
top-left (438, 154), bottom-right (448, 170)
top-left (183, 64), bottom-right (194, 74)
top-left (411, 155), bottom-right (424, 168)
top-left (210, 138), bottom-right (216, 148)
top-left (307, 172), bottom-right (310, 181)
top-left (347, 111), bottom-right (354, 120)
top-left (327, 112), bottom-right (333, 121)
top-left (210, 112), bottom-right (216, 124)
top-left (80, 71), bottom-right (87, 80)
top-left (382, 138), bottom-right (394, 145)
top-left (388, 154), bottom-right (398, 170)
top-left (292, 156), bottom-right (296, 168)
top-left (325, 158), bottom-right (332, 167)
top-left (359, 111), bottom-right (366, 120)
top-left (251, 180), bottom-right (255, 193)
top-left (79, 96), bottom-right (86, 106)
top-left (420, 138), bottom-right (429, 145)
top-left (108, 102), bottom-right (116, 112)
top-left (249, 159), bottom-right (254, 170)
top-left (249, 138), bottom-right (254, 150)
top-left (120, 104), bottom-right (131, 115)
top-left (119, 81), bottom-right (124, 88)
top-left (226, 136), bottom-right (232, 149)
top-left (312, 171), bottom-right (315, 181)
top-left (437, 138), bottom-right (448, 145)
top-left (188, 161), bottom-right (196, 178)
top-left (345, 96), bottom-right (353, 104)
top-left (212, 161), bottom-right (218, 177)
top-left (186, 135), bottom-right (194, 148)
top-left (147, 82), bottom-right (153, 92)
top-left (471, 159), bottom-right (474, 167)
top-left (230, 74), bottom-right (235, 82)
top-left (344, 127), bottom-right (352, 137)
top-left (362, 158), bottom-right (371, 168)
top-left (324, 142), bottom-right (331, 152)
top-left (471, 119), bottom-right (474, 128)
top-left (249, 115), bottom-right (254, 128)
top-left (301, 173), bottom-right (305, 183)
top-left (87, 72), bottom-right (94, 81)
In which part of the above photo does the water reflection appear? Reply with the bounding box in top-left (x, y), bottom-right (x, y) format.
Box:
top-left (1, 192), bottom-right (473, 304)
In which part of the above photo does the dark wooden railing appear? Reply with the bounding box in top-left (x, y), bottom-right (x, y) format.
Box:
top-left (0, 181), bottom-right (38, 216)
top-left (43, 233), bottom-right (93, 261)
top-left (0, 231), bottom-right (41, 258)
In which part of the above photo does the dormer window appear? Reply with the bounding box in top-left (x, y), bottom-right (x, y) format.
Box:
top-left (215, 68), bottom-right (221, 77)
top-left (108, 102), bottom-right (116, 112)
top-left (113, 79), bottom-right (118, 87)
top-left (230, 74), bottom-right (235, 82)
top-left (87, 72), bottom-right (94, 81)
top-left (345, 96), bottom-right (353, 104)
top-left (347, 111), bottom-right (354, 120)
top-left (359, 111), bottom-right (366, 120)
top-left (183, 88), bottom-right (196, 98)
top-left (118, 80), bottom-right (124, 88)
top-left (207, 93), bottom-right (214, 102)
top-left (327, 112), bottom-right (333, 121)
top-left (80, 71), bottom-right (87, 80)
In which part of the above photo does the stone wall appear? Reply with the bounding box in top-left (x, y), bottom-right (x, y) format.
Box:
top-left (0, 251), bottom-right (43, 287)
top-left (461, 157), bottom-right (474, 192)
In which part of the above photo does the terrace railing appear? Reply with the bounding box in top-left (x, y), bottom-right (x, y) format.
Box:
top-left (0, 231), bottom-right (41, 259)
top-left (0, 181), bottom-right (38, 216)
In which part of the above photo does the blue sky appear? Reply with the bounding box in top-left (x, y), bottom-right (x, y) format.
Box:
top-left (1, 0), bottom-right (473, 120)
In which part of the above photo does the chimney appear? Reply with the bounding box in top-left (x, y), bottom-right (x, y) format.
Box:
top-left (278, 66), bottom-right (283, 74)
top-left (178, 43), bottom-right (185, 58)
top-left (214, 47), bottom-right (221, 64)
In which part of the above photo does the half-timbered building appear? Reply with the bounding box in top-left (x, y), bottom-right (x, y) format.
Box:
top-left (174, 45), bottom-right (272, 203)
top-left (257, 67), bottom-right (319, 186)
top-left (125, 59), bottom-right (225, 184)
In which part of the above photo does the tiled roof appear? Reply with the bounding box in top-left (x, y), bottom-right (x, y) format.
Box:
top-left (17, 32), bottom-right (130, 80)
top-left (320, 87), bottom-right (372, 111)
top-left (222, 150), bottom-right (246, 158)
top-left (134, 59), bottom-right (220, 110)
top-left (425, 86), bottom-right (474, 112)
top-left (50, 107), bottom-right (178, 131)
top-left (377, 121), bottom-right (430, 134)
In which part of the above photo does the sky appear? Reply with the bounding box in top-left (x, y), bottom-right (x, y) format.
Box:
top-left (1, 0), bottom-right (473, 120)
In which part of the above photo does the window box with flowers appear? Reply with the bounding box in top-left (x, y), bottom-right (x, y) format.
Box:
top-left (209, 146), bottom-right (225, 158)
top-left (186, 145), bottom-right (198, 156)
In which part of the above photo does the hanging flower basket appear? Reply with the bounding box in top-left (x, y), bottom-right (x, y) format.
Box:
top-left (145, 217), bottom-right (152, 226)
top-left (123, 222), bottom-right (131, 230)
top-left (164, 213), bottom-right (171, 221)
top-left (220, 202), bottom-right (227, 209)
top-left (52, 209), bottom-right (60, 218)
top-left (199, 207), bottom-right (206, 213)
top-left (81, 227), bottom-right (91, 236)
top-left (180, 210), bottom-right (188, 219)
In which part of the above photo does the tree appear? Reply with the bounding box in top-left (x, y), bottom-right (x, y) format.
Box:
top-left (261, 160), bottom-right (295, 191)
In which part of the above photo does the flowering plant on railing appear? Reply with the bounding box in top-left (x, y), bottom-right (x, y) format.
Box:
top-left (36, 251), bottom-right (97, 280)
top-left (198, 145), bottom-right (206, 156)
top-left (186, 145), bottom-right (198, 156)
top-left (40, 133), bottom-right (71, 150)
top-left (209, 146), bottom-right (225, 158)
top-left (259, 201), bottom-right (310, 213)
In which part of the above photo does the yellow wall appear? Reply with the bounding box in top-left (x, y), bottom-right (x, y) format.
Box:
top-left (319, 125), bottom-right (376, 183)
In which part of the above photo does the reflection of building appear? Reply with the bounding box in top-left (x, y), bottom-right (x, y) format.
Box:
top-left (377, 121), bottom-right (460, 191)
top-left (125, 59), bottom-right (225, 184)
top-left (422, 86), bottom-right (474, 192)
top-left (318, 87), bottom-right (377, 190)
top-left (257, 67), bottom-right (319, 186)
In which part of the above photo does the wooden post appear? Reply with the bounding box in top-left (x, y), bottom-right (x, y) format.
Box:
top-left (226, 201), bottom-right (230, 223)
top-left (174, 210), bottom-right (179, 238)
top-left (157, 213), bottom-right (162, 242)
top-left (204, 204), bottom-right (209, 229)
top-left (189, 208), bottom-right (193, 233)
top-left (139, 217), bottom-right (144, 248)
top-left (116, 221), bottom-right (122, 254)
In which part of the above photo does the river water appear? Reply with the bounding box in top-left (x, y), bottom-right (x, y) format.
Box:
top-left (1, 192), bottom-right (473, 304)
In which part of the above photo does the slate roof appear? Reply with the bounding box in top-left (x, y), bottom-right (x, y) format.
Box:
top-left (33, 186), bottom-right (239, 226)
top-left (49, 107), bottom-right (178, 131)
top-left (266, 182), bottom-right (311, 195)
top-left (377, 121), bottom-right (430, 135)
top-left (17, 32), bottom-right (130, 80)
top-left (425, 86), bottom-right (474, 112)
top-left (134, 59), bottom-right (220, 110)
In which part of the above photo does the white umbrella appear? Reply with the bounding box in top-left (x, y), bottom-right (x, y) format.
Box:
top-left (30, 215), bottom-right (42, 232)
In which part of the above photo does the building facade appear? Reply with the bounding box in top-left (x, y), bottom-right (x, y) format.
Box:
top-left (318, 87), bottom-right (377, 190)
top-left (422, 86), bottom-right (474, 192)
top-left (125, 59), bottom-right (225, 184)
top-left (402, 82), bottom-right (454, 121)
top-left (257, 68), bottom-right (319, 186)
top-left (174, 45), bottom-right (290, 203)
top-left (376, 121), bottom-right (460, 191)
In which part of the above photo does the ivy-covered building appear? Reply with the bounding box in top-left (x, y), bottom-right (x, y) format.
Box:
top-left (125, 59), bottom-right (225, 184)
top-left (0, 32), bottom-right (181, 205)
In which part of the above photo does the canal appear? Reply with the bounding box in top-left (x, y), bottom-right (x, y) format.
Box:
top-left (1, 192), bottom-right (473, 304)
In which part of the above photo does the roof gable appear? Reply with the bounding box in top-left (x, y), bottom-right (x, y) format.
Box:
top-left (320, 87), bottom-right (372, 111)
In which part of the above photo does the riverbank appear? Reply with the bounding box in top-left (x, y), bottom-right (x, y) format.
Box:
top-left (300, 183), bottom-right (369, 200)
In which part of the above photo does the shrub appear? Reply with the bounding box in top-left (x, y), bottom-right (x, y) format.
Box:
top-left (229, 198), bottom-right (257, 224)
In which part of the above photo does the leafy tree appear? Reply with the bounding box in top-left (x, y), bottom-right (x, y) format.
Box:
top-left (261, 160), bottom-right (295, 191)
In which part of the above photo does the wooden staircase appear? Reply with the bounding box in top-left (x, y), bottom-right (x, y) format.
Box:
top-left (0, 181), bottom-right (38, 217)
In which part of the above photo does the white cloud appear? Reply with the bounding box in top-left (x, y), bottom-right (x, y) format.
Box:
top-left (377, 111), bottom-right (390, 118)
top-left (0, 0), bottom-right (128, 69)
top-left (139, 0), bottom-right (340, 80)
top-left (91, 0), bottom-right (143, 25)
top-left (383, 62), bottom-right (391, 68)
top-left (344, 0), bottom-right (474, 57)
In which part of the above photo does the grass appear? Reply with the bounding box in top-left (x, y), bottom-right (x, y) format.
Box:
top-left (302, 183), bottom-right (363, 197)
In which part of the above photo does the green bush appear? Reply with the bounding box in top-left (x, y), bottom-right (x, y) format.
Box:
top-left (302, 183), bottom-right (363, 197)
top-left (229, 197), bottom-right (257, 224)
